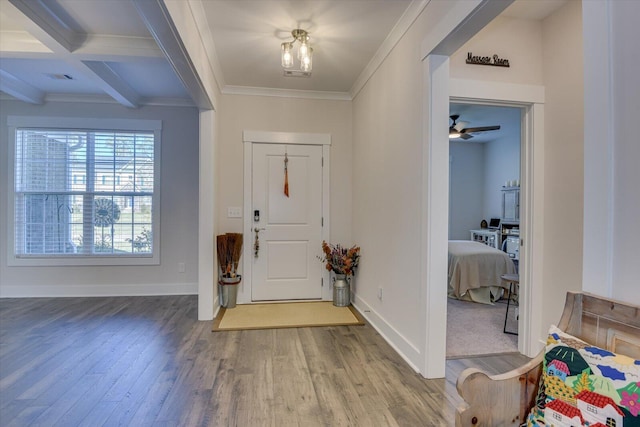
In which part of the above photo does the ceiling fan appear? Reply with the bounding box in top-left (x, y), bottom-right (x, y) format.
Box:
top-left (449, 114), bottom-right (501, 140)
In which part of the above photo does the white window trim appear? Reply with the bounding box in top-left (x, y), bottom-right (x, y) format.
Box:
top-left (7, 116), bottom-right (162, 266)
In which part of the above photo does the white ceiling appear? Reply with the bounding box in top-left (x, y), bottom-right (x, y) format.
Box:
top-left (0, 0), bottom-right (567, 111)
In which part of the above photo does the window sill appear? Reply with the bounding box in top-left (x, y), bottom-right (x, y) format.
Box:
top-left (8, 254), bottom-right (160, 267)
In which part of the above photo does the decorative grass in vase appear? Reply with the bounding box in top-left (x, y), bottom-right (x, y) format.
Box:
top-left (216, 233), bottom-right (243, 283)
top-left (319, 241), bottom-right (360, 278)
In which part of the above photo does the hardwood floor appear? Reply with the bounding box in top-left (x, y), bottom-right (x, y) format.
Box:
top-left (0, 296), bottom-right (531, 426)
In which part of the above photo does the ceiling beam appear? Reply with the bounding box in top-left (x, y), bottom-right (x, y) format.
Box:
top-left (82, 61), bottom-right (140, 108)
top-left (430, 0), bottom-right (516, 56)
top-left (8, 0), bottom-right (81, 52)
top-left (2, 0), bottom-right (141, 108)
top-left (0, 69), bottom-right (44, 104)
top-left (132, 0), bottom-right (212, 110)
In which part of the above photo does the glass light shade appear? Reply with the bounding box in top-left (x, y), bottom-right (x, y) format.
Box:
top-left (297, 40), bottom-right (309, 60)
top-left (449, 132), bottom-right (461, 139)
top-left (300, 47), bottom-right (312, 72)
top-left (281, 42), bottom-right (293, 68)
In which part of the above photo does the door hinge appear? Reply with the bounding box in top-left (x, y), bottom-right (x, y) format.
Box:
top-left (321, 157), bottom-right (324, 167)
top-left (321, 217), bottom-right (324, 227)
top-left (321, 277), bottom-right (324, 287)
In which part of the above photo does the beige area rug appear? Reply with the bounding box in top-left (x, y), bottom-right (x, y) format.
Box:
top-left (213, 301), bottom-right (364, 331)
top-left (446, 297), bottom-right (518, 358)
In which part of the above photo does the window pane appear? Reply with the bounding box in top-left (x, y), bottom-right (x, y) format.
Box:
top-left (94, 133), bottom-right (115, 192)
top-left (14, 193), bottom-right (77, 255)
top-left (14, 128), bottom-right (155, 258)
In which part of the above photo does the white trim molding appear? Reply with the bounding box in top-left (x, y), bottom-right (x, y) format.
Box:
top-left (0, 282), bottom-right (198, 298)
top-left (352, 294), bottom-right (421, 373)
top-left (243, 130), bottom-right (331, 146)
top-left (446, 86), bottom-right (545, 359)
top-left (198, 110), bottom-right (217, 320)
top-left (223, 86), bottom-right (351, 101)
top-left (421, 54), bottom-right (450, 378)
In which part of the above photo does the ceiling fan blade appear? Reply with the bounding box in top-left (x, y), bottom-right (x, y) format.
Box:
top-left (460, 133), bottom-right (473, 140)
top-left (461, 125), bottom-right (501, 133)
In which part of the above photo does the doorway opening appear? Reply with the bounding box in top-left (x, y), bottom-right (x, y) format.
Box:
top-left (446, 101), bottom-right (523, 359)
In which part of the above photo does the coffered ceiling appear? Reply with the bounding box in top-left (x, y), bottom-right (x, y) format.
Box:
top-left (0, 0), bottom-right (567, 109)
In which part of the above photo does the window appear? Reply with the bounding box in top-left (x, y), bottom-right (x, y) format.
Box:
top-left (8, 117), bottom-right (161, 266)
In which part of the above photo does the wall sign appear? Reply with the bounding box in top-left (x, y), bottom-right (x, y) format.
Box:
top-left (466, 52), bottom-right (510, 68)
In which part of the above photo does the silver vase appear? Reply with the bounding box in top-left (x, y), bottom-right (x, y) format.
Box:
top-left (333, 274), bottom-right (350, 307)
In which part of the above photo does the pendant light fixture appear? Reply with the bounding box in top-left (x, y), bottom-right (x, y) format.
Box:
top-left (281, 29), bottom-right (313, 73)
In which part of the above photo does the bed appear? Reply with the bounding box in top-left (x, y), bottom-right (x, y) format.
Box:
top-left (448, 240), bottom-right (516, 304)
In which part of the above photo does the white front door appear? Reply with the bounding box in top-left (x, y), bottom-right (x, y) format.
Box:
top-left (251, 143), bottom-right (324, 301)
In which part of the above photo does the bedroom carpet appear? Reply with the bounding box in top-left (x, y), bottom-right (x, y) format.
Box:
top-left (213, 301), bottom-right (364, 331)
top-left (446, 297), bottom-right (518, 358)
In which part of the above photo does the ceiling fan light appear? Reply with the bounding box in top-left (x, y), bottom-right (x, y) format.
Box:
top-left (281, 42), bottom-right (294, 68)
top-left (449, 132), bottom-right (461, 139)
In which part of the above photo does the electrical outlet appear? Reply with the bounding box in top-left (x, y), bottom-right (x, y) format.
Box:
top-left (178, 262), bottom-right (185, 273)
top-left (227, 207), bottom-right (242, 218)
top-left (378, 287), bottom-right (383, 300)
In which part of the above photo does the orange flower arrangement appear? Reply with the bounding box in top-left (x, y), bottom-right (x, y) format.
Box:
top-left (319, 241), bottom-right (361, 276)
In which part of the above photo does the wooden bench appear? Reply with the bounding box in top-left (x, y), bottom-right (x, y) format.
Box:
top-left (455, 291), bottom-right (640, 426)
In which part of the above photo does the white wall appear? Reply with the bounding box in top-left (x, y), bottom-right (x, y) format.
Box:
top-left (217, 94), bottom-right (352, 242)
top-left (583, 0), bottom-right (640, 305)
top-left (216, 94), bottom-right (352, 305)
top-left (350, 0), bottom-right (585, 370)
top-left (610, 1), bottom-right (640, 304)
top-left (540, 0), bottom-right (585, 321)
top-left (449, 15), bottom-right (543, 85)
top-left (352, 3), bottom-right (439, 366)
top-left (448, 0), bottom-right (584, 342)
top-left (0, 100), bottom-right (200, 297)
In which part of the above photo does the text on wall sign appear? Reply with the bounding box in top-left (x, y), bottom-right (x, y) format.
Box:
top-left (466, 52), bottom-right (510, 67)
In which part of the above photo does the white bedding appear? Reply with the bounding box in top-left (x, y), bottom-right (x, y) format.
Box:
top-left (448, 240), bottom-right (516, 303)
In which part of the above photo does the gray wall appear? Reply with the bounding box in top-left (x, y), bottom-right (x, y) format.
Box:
top-left (449, 126), bottom-right (520, 240)
top-left (0, 100), bottom-right (200, 296)
top-left (449, 141), bottom-right (485, 240)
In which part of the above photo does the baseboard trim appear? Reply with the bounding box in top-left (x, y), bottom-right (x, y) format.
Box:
top-left (352, 294), bottom-right (421, 373)
top-left (0, 282), bottom-right (198, 298)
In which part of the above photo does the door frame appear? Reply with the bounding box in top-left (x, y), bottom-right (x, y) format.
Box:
top-left (240, 130), bottom-right (332, 304)
top-left (421, 67), bottom-right (545, 377)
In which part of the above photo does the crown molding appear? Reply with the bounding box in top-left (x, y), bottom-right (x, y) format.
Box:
top-left (350, 0), bottom-right (430, 99)
top-left (222, 85), bottom-right (351, 101)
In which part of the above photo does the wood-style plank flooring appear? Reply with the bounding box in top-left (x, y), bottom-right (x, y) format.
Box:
top-left (0, 296), bottom-right (530, 426)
